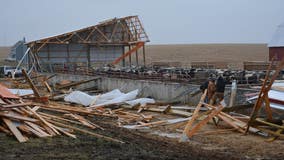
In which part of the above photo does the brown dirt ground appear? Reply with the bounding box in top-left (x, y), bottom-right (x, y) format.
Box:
top-left (0, 114), bottom-right (283, 160)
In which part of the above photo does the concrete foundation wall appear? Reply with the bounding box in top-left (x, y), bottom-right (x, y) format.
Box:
top-left (48, 74), bottom-right (256, 106)
top-left (98, 77), bottom-right (201, 104)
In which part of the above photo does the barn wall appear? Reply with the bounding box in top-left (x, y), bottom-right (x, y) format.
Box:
top-left (37, 44), bottom-right (123, 72)
top-left (269, 47), bottom-right (284, 61)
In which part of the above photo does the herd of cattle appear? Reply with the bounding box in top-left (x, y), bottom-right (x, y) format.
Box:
top-left (94, 66), bottom-right (284, 84)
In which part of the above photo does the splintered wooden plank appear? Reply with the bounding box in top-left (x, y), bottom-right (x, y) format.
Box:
top-left (0, 84), bottom-right (19, 99)
top-left (25, 122), bottom-right (51, 137)
top-left (0, 98), bottom-right (7, 104)
top-left (186, 105), bottom-right (224, 138)
top-left (217, 114), bottom-right (245, 133)
top-left (267, 128), bottom-right (284, 142)
top-left (43, 81), bottom-right (52, 93)
top-left (203, 103), bottom-right (260, 134)
top-left (2, 118), bottom-right (28, 142)
top-left (180, 90), bottom-right (207, 141)
top-left (66, 114), bottom-right (96, 129)
top-left (39, 112), bottom-right (83, 125)
top-left (31, 106), bottom-right (40, 112)
top-left (26, 107), bottom-right (60, 135)
top-left (0, 125), bottom-right (11, 134)
top-left (46, 119), bottom-right (124, 144)
top-left (52, 125), bottom-right (76, 138)
top-left (21, 125), bottom-right (46, 138)
top-left (0, 112), bottom-right (38, 122)
top-left (1, 102), bottom-right (33, 108)
top-left (21, 69), bottom-right (41, 98)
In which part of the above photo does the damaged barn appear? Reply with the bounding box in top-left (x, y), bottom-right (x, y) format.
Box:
top-left (21, 16), bottom-right (149, 73)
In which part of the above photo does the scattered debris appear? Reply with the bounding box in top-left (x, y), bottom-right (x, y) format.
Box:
top-left (0, 64), bottom-right (284, 145)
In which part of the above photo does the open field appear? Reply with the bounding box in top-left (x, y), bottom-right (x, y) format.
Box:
top-left (1, 44), bottom-right (268, 67)
top-left (143, 43), bottom-right (268, 67)
top-left (0, 46), bottom-right (10, 60)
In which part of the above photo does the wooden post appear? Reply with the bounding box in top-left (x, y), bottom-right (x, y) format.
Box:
top-left (128, 45), bottom-right (132, 67)
top-left (135, 50), bottom-right (139, 66)
top-left (122, 46), bottom-right (125, 67)
top-left (66, 44), bottom-right (70, 73)
top-left (229, 80), bottom-right (237, 107)
top-left (87, 45), bottom-right (91, 68)
top-left (180, 90), bottom-right (207, 142)
top-left (22, 69), bottom-right (41, 98)
top-left (2, 118), bottom-right (28, 142)
top-left (143, 44), bottom-right (146, 66)
top-left (47, 44), bottom-right (50, 61)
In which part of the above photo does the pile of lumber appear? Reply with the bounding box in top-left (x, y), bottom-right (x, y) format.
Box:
top-left (2, 68), bottom-right (283, 144)
top-left (0, 70), bottom-right (124, 143)
top-left (179, 90), bottom-right (263, 142)
top-left (0, 86), bottom-right (124, 143)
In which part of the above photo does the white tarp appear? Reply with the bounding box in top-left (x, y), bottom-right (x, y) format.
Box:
top-left (64, 91), bottom-right (95, 106)
top-left (64, 89), bottom-right (140, 107)
top-left (89, 89), bottom-right (139, 108)
top-left (125, 98), bottom-right (155, 106)
top-left (92, 89), bottom-right (124, 105)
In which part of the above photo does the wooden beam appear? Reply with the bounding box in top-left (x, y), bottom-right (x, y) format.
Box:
top-left (135, 49), bottom-right (138, 66)
top-left (264, 93), bottom-right (272, 121)
top-left (186, 105), bottom-right (224, 138)
top-left (2, 118), bottom-right (28, 142)
top-left (111, 42), bottom-right (144, 65)
top-left (143, 44), bottom-right (146, 66)
top-left (180, 90), bottom-right (207, 141)
top-left (87, 45), bottom-right (91, 68)
top-left (21, 69), bottom-right (41, 98)
top-left (0, 112), bottom-right (38, 122)
top-left (84, 28), bottom-right (96, 41)
top-left (1, 102), bottom-right (33, 108)
top-left (25, 121), bottom-right (51, 137)
top-left (95, 27), bottom-right (110, 42)
top-left (122, 46), bottom-right (125, 67)
top-left (74, 32), bottom-right (85, 42)
top-left (35, 40), bottom-right (49, 53)
top-left (26, 107), bottom-right (60, 135)
top-left (110, 22), bottom-right (119, 40)
top-left (128, 45), bottom-right (132, 66)
top-left (46, 119), bottom-right (124, 143)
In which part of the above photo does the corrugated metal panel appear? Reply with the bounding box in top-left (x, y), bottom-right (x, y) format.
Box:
top-left (90, 46), bottom-right (123, 62)
top-left (38, 44), bottom-right (123, 65)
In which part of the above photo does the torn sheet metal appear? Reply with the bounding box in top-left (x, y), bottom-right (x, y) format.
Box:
top-left (0, 84), bottom-right (19, 99)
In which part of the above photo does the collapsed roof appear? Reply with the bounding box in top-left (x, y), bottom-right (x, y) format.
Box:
top-left (26, 15), bottom-right (149, 51)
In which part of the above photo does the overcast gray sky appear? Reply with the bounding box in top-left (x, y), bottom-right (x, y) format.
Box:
top-left (0, 0), bottom-right (284, 46)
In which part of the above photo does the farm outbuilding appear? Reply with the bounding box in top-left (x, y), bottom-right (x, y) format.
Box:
top-left (24, 16), bottom-right (149, 73)
top-left (6, 38), bottom-right (27, 62)
top-left (268, 22), bottom-right (284, 61)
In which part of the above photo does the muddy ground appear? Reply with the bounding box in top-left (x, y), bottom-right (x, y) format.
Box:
top-left (0, 116), bottom-right (283, 160)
